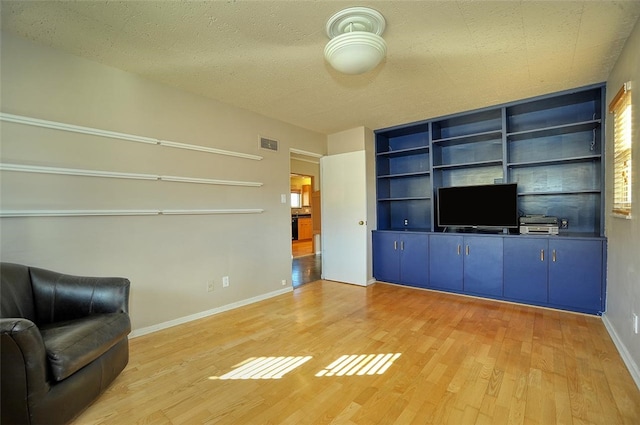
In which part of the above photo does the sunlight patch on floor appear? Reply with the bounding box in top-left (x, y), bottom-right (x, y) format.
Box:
top-left (209, 352), bottom-right (401, 381)
top-left (209, 356), bottom-right (313, 380)
top-left (315, 353), bottom-right (402, 377)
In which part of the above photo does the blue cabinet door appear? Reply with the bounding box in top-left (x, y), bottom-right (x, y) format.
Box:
top-left (429, 234), bottom-right (463, 291)
top-left (372, 232), bottom-right (400, 283)
top-left (463, 236), bottom-right (503, 297)
top-left (400, 233), bottom-right (429, 288)
top-left (503, 237), bottom-right (548, 303)
top-left (548, 239), bottom-right (604, 314)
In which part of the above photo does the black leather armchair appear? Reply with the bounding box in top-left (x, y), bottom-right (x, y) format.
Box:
top-left (1, 263), bottom-right (131, 425)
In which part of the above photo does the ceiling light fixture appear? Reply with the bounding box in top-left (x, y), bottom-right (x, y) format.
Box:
top-left (324, 7), bottom-right (387, 75)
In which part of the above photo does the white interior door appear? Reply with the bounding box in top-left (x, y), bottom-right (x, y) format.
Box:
top-left (321, 151), bottom-right (368, 286)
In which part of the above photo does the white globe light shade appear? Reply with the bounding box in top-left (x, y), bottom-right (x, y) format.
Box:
top-left (324, 32), bottom-right (387, 75)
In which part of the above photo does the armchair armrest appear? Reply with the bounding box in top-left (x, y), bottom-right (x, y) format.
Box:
top-left (1, 318), bottom-right (50, 400)
top-left (29, 267), bottom-right (130, 325)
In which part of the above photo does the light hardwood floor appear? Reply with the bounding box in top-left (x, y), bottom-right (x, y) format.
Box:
top-left (292, 239), bottom-right (314, 258)
top-left (72, 281), bottom-right (640, 425)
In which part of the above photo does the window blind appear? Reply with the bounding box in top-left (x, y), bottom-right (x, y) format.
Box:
top-left (609, 83), bottom-right (632, 217)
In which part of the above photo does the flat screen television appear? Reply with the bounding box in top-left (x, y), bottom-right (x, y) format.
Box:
top-left (437, 183), bottom-right (519, 229)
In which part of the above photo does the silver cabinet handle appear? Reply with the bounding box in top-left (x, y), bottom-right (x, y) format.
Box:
top-left (457, 244), bottom-right (461, 255)
top-left (552, 249), bottom-right (557, 262)
top-left (465, 245), bottom-right (470, 256)
top-left (394, 241), bottom-right (397, 250)
top-left (540, 249), bottom-right (544, 262)
top-left (401, 241), bottom-right (405, 250)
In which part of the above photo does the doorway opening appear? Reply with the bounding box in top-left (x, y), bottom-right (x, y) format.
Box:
top-left (290, 173), bottom-right (314, 257)
top-left (290, 151), bottom-right (322, 287)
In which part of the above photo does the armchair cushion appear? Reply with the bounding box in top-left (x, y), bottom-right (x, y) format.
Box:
top-left (40, 312), bottom-right (131, 381)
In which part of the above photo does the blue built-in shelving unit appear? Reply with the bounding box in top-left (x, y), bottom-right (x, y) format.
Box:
top-left (372, 84), bottom-right (607, 315)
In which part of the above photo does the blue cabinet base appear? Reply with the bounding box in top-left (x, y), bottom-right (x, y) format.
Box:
top-left (373, 231), bottom-right (606, 316)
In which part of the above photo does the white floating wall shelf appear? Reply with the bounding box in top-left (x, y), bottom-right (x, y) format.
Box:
top-left (0, 113), bottom-right (263, 161)
top-left (0, 209), bottom-right (264, 218)
top-left (0, 163), bottom-right (263, 187)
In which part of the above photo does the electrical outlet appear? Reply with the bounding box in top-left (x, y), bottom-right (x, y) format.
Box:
top-left (207, 280), bottom-right (215, 292)
top-left (560, 219), bottom-right (569, 229)
top-left (222, 276), bottom-right (230, 288)
top-left (404, 219), bottom-right (408, 226)
top-left (281, 279), bottom-right (287, 286)
top-left (633, 313), bottom-right (639, 334)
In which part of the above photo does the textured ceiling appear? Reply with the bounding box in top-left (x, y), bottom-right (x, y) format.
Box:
top-left (1, 1), bottom-right (639, 135)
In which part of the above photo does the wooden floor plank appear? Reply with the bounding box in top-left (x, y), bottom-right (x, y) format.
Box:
top-left (71, 280), bottom-right (640, 425)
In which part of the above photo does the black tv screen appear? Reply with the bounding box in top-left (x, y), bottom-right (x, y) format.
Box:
top-left (437, 183), bottom-right (518, 229)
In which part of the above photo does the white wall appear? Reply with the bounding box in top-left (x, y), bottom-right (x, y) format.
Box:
top-left (0, 33), bottom-right (326, 333)
top-left (603, 18), bottom-right (640, 387)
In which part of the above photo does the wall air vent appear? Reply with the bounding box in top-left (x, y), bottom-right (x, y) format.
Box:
top-left (260, 137), bottom-right (279, 152)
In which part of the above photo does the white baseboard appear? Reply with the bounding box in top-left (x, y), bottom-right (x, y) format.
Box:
top-left (129, 286), bottom-right (293, 338)
top-left (602, 313), bottom-right (640, 390)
